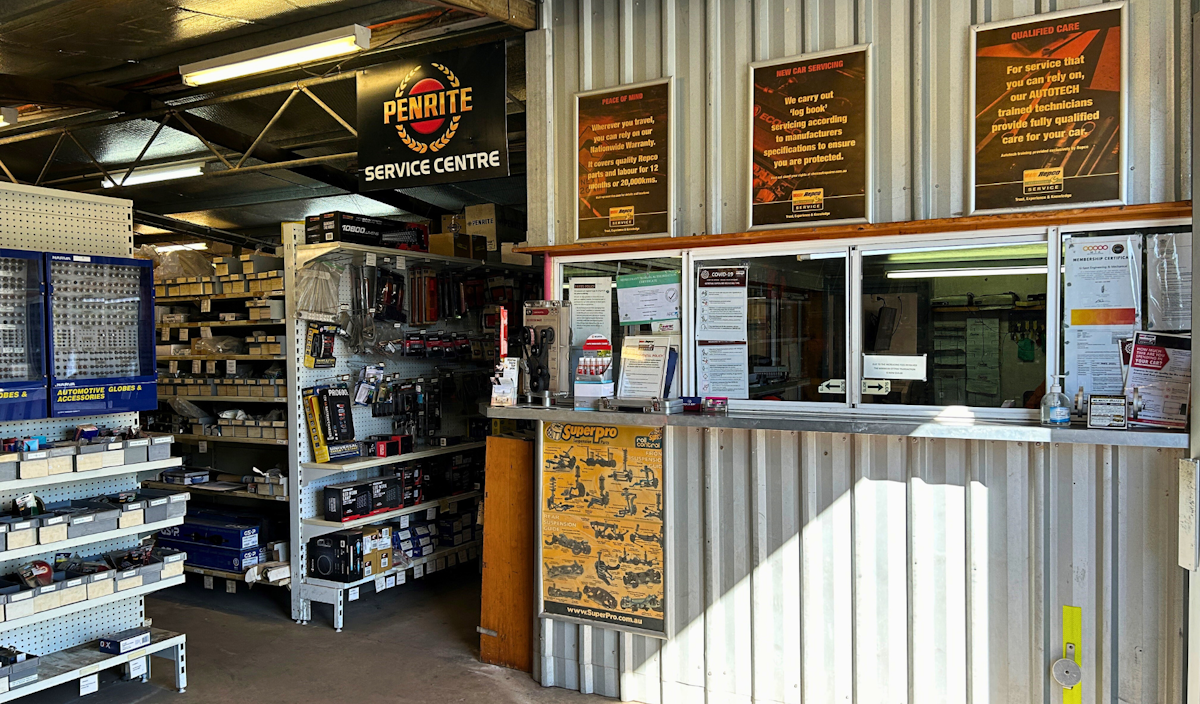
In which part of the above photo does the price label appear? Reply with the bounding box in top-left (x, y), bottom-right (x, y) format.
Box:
top-left (129, 656), bottom-right (147, 678)
top-left (178, 328), bottom-right (189, 341)
top-left (400, 515), bottom-right (409, 528)
top-left (385, 575), bottom-right (396, 588)
top-left (168, 361), bottom-right (178, 374)
top-left (396, 571), bottom-right (406, 585)
top-left (348, 587), bottom-right (360, 601)
top-left (458, 550), bottom-right (467, 563)
top-left (448, 553), bottom-right (457, 567)
top-left (226, 580), bottom-right (236, 594)
top-left (226, 359), bottom-right (237, 375)
top-left (365, 252), bottom-right (377, 267)
top-left (448, 501), bottom-right (457, 514)
top-left (436, 558), bottom-right (446, 572)
top-left (414, 564), bottom-right (424, 578)
top-left (205, 360), bottom-right (217, 375)
top-left (203, 575), bottom-right (213, 589)
top-left (199, 441), bottom-right (208, 453)
top-left (426, 508), bottom-right (437, 520)
top-left (80, 673), bottom-right (99, 695)
top-left (191, 359), bottom-right (202, 374)
top-left (427, 560), bottom-right (437, 574)
top-left (200, 298), bottom-right (212, 313)
top-left (374, 576), bottom-right (387, 592)
top-left (469, 547), bottom-right (478, 560)
top-left (201, 327), bottom-right (213, 338)
top-left (161, 327), bottom-right (170, 341)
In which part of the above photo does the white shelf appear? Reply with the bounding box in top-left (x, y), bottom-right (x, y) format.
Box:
top-left (158, 395), bottom-right (286, 404)
top-left (0, 575), bottom-right (185, 634)
top-left (142, 480), bottom-right (288, 503)
top-left (0, 517), bottom-right (183, 562)
top-left (0, 458), bottom-right (181, 493)
top-left (304, 539), bottom-right (482, 591)
top-left (299, 441), bottom-right (486, 486)
top-left (300, 490), bottom-right (481, 541)
top-left (0, 628), bottom-right (185, 703)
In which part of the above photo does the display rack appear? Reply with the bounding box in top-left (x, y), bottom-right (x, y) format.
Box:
top-left (0, 182), bottom-right (187, 699)
top-left (282, 223), bottom-right (533, 630)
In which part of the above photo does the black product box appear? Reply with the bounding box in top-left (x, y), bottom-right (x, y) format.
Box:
top-left (307, 530), bottom-right (363, 582)
top-left (379, 222), bottom-right (429, 251)
top-left (323, 477), bottom-right (403, 522)
top-left (305, 212), bottom-right (387, 245)
top-left (99, 627), bottom-right (151, 654)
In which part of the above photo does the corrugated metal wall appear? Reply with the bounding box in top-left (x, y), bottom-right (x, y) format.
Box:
top-left (525, 0), bottom-right (1192, 245)
top-left (533, 427), bottom-right (1185, 703)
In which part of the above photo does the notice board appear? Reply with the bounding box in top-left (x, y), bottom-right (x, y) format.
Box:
top-left (541, 422), bottom-right (666, 637)
top-left (971, 5), bottom-right (1124, 212)
top-left (750, 46), bottom-right (870, 227)
top-left (576, 79), bottom-right (672, 240)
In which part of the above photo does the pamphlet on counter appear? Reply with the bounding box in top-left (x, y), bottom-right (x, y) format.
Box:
top-left (1125, 331), bottom-right (1191, 429)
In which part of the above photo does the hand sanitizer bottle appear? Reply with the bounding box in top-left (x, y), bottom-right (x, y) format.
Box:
top-left (1040, 375), bottom-right (1072, 426)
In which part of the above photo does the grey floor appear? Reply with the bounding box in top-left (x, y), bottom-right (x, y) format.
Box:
top-left (37, 568), bottom-right (605, 704)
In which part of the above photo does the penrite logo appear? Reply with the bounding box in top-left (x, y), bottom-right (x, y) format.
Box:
top-left (382, 62), bottom-right (472, 154)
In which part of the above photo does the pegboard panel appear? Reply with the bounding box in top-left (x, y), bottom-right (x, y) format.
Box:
top-left (0, 412), bottom-right (140, 446)
top-left (5, 593), bottom-right (145, 656)
top-left (0, 531), bottom-right (151, 575)
top-left (0, 183), bottom-right (132, 258)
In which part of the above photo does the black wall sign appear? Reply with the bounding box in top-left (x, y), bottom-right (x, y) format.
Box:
top-left (750, 48), bottom-right (869, 227)
top-left (971, 7), bottom-right (1124, 211)
top-left (357, 42), bottom-right (509, 191)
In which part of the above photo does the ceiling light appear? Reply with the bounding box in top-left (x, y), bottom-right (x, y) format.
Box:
top-left (885, 265), bottom-right (1048, 279)
top-left (103, 160), bottom-right (207, 188)
top-left (155, 243), bottom-right (208, 253)
top-left (180, 25), bottom-right (370, 87)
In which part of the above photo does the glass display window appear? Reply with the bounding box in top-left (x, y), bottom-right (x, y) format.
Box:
top-left (858, 239), bottom-right (1049, 410)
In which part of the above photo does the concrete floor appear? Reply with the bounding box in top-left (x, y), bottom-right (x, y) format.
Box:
top-left (37, 569), bottom-right (607, 704)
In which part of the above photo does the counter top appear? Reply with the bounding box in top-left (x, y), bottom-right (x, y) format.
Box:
top-left (487, 405), bottom-right (1188, 449)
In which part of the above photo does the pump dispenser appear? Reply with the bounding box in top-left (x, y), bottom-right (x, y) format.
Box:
top-left (1041, 375), bottom-right (1072, 426)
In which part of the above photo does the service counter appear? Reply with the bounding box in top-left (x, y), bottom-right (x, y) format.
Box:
top-left (490, 402), bottom-right (1188, 701)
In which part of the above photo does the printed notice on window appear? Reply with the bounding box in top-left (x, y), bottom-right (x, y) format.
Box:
top-left (696, 266), bottom-right (748, 342)
top-left (577, 80), bottom-right (671, 239)
top-left (972, 7), bottom-right (1123, 211)
top-left (751, 48), bottom-right (868, 226)
top-left (1063, 234), bottom-right (1142, 396)
top-left (697, 342), bottom-right (749, 399)
top-left (569, 277), bottom-right (613, 342)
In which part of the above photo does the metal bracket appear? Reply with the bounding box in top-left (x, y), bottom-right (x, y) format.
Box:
top-left (1052, 642), bottom-right (1082, 688)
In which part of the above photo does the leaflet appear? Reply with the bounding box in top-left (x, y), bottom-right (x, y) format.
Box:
top-left (1125, 331), bottom-right (1191, 429)
top-left (616, 271), bottom-right (681, 325)
top-left (569, 277), bottom-right (613, 342)
top-left (617, 336), bottom-right (670, 399)
top-left (697, 342), bottom-right (749, 398)
top-left (1063, 234), bottom-right (1142, 396)
top-left (696, 266), bottom-right (748, 342)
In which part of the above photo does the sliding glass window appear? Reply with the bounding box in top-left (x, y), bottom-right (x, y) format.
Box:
top-left (859, 240), bottom-right (1049, 410)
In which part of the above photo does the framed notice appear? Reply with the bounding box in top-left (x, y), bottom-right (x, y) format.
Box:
top-left (357, 41), bottom-right (510, 191)
top-left (576, 78), bottom-right (672, 240)
top-left (541, 422), bottom-right (666, 637)
top-left (749, 46), bottom-right (870, 228)
top-left (970, 4), bottom-right (1125, 213)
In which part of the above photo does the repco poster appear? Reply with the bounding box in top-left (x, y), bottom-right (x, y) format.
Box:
top-left (541, 422), bottom-right (666, 637)
top-left (750, 47), bottom-right (869, 227)
top-left (357, 42), bottom-right (509, 191)
top-left (577, 79), bottom-right (671, 240)
top-left (972, 6), bottom-right (1124, 212)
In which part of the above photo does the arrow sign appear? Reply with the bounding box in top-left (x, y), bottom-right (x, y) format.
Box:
top-left (861, 379), bottom-right (892, 395)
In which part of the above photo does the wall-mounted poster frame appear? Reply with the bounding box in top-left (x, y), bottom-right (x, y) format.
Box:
top-left (575, 77), bottom-right (674, 242)
top-left (748, 44), bottom-right (872, 229)
top-left (968, 3), bottom-right (1127, 214)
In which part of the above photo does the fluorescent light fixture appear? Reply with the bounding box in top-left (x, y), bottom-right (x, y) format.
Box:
top-left (885, 265), bottom-right (1048, 279)
top-left (155, 243), bottom-right (208, 253)
top-left (0, 107), bottom-right (17, 128)
top-left (180, 25), bottom-right (369, 87)
top-left (103, 160), bottom-right (207, 188)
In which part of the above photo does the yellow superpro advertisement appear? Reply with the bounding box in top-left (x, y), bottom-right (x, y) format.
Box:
top-left (541, 422), bottom-right (665, 636)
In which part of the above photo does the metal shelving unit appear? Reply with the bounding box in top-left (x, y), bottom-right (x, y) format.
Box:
top-left (142, 480), bottom-right (288, 503)
top-left (283, 224), bottom-right (522, 630)
top-left (0, 183), bottom-right (187, 699)
top-left (170, 434), bottom-right (288, 446)
top-left (158, 394), bottom-right (286, 404)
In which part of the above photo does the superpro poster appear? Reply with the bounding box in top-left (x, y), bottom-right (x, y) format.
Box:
top-left (541, 422), bottom-right (665, 636)
top-left (751, 48), bottom-right (868, 226)
top-left (972, 6), bottom-right (1123, 211)
top-left (576, 79), bottom-right (671, 240)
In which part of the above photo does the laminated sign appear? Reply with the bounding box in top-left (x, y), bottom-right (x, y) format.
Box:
top-left (541, 423), bottom-right (666, 637)
top-left (971, 6), bottom-right (1124, 211)
top-left (357, 42), bottom-right (509, 190)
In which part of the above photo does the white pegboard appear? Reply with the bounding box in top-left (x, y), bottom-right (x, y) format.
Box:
top-left (0, 183), bottom-right (132, 258)
top-left (0, 184), bottom-right (149, 656)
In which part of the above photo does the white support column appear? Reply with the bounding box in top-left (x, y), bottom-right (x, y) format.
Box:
top-left (1187, 14), bottom-right (1200, 703)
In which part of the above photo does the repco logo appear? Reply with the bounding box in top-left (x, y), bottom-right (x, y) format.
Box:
top-left (382, 62), bottom-right (473, 154)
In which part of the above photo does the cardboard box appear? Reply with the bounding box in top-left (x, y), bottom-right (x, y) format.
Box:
top-left (306, 530), bottom-right (363, 582)
top-left (238, 253), bottom-right (283, 274)
top-left (305, 212), bottom-right (388, 246)
top-left (463, 203), bottom-right (525, 251)
top-left (99, 627), bottom-right (151, 655)
top-left (428, 233), bottom-right (471, 259)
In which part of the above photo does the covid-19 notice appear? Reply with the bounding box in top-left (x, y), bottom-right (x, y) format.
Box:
top-left (972, 7), bottom-right (1123, 211)
top-left (750, 48), bottom-right (868, 227)
top-left (576, 79), bottom-right (671, 240)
